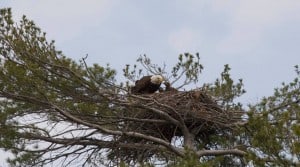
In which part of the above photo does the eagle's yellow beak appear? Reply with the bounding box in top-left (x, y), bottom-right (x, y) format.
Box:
top-left (160, 77), bottom-right (165, 83)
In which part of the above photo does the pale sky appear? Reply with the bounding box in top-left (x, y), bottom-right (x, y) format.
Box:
top-left (1, 0), bottom-right (300, 165)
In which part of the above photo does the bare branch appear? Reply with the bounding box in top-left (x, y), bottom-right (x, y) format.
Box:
top-left (196, 149), bottom-right (246, 157)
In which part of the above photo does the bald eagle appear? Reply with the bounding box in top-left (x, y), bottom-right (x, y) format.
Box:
top-left (131, 75), bottom-right (164, 94)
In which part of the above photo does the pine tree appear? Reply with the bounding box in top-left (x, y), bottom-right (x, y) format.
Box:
top-left (0, 8), bottom-right (299, 166)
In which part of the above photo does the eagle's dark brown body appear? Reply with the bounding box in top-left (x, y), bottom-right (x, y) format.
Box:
top-left (131, 75), bottom-right (163, 94)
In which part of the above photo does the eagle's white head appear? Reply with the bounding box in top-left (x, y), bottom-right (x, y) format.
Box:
top-left (150, 75), bottom-right (164, 85)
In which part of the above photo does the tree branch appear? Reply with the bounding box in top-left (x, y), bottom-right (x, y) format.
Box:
top-left (51, 104), bottom-right (184, 157)
top-left (196, 149), bottom-right (246, 157)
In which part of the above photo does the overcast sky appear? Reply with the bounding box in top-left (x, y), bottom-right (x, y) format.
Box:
top-left (2, 0), bottom-right (300, 101)
top-left (0, 0), bottom-right (300, 164)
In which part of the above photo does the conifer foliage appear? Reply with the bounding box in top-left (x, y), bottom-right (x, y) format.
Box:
top-left (0, 8), bottom-right (299, 166)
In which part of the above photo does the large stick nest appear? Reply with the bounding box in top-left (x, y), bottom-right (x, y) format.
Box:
top-left (133, 90), bottom-right (242, 138)
top-left (109, 89), bottom-right (244, 162)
